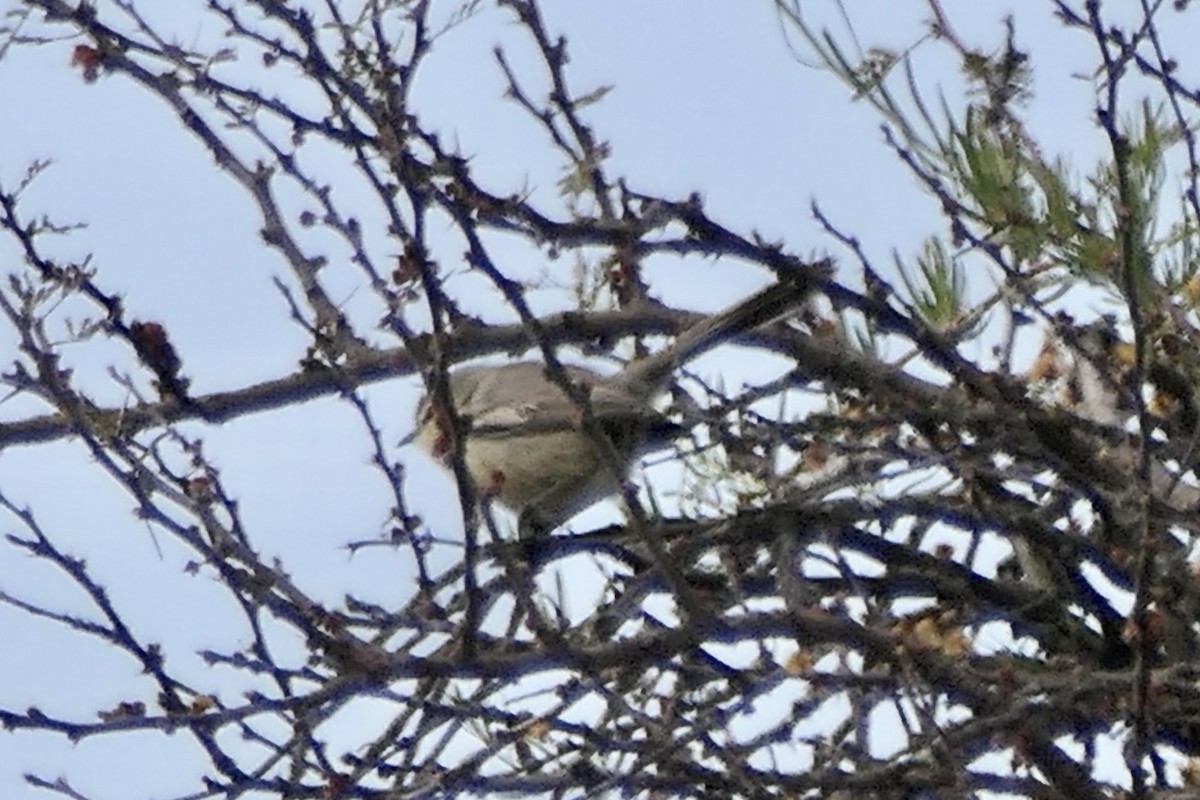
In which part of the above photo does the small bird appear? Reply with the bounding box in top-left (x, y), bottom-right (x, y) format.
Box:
top-left (416, 362), bottom-right (683, 536)
top-left (413, 273), bottom-right (823, 535)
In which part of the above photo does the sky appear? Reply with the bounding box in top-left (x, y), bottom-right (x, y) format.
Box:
top-left (0, 1), bottom-right (1182, 797)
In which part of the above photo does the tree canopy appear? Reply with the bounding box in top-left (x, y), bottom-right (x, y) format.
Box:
top-left (4, 1), bottom-right (1200, 798)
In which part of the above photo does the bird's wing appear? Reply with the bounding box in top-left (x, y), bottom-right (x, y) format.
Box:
top-left (466, 365), bottom-right (663, 438)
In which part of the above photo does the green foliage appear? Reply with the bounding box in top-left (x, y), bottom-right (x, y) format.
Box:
top-left (894, 238), bottom-right (980, 335)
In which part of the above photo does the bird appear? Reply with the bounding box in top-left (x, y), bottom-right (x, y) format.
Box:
top-left (413, 272), bottom-right (824, 536)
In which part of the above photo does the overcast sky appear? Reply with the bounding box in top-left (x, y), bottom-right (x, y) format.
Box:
top-left (0, 2), bottom-right (1175, 797)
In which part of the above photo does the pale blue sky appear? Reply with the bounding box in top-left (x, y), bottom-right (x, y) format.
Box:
top-left (0, 2), bottom-right (1180, 797)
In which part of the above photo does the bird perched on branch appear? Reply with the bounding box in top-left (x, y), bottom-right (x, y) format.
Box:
top-left (413, 272), bottom-right (825, 536)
